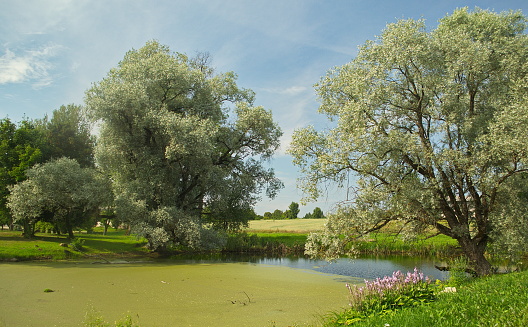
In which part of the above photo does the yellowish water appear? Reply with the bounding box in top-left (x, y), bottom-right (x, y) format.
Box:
top-left (0, 262), bottom-right (349, 327)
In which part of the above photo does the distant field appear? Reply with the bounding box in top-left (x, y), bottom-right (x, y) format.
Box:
top-left (246, 219), bottom-right (326, 233)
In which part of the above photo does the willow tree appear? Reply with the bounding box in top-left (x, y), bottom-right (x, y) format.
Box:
top-left (7, 158), bottom-right (110, 238)
top-left (85, 41), bottom-right (282, 251)
top-left (289, 8), bottom-right (528, 276)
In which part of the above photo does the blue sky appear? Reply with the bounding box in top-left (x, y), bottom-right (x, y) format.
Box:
top-left (1, 0), bottom-right (527, 216)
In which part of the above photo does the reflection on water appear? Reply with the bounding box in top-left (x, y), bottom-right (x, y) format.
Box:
top-left (169, 253), bottom-right (449, 281)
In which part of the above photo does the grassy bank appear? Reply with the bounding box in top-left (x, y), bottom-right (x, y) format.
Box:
top-left (350, 232), bottom-right (459, 257)
top-left (323, 269), bottom-right (528, 326)
top-left (1, 219), bottom-right (460, 260)
top-left (245, 219), bottom-right (459, 257)
top-left (223, 232), bottom-right (307, 255)
top-left (0, 229), bottom-right (149, 261)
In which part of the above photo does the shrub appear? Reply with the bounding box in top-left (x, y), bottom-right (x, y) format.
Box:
top-left (35, 221), bottom-right (54, 233)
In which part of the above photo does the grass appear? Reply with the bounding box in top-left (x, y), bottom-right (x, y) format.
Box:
top-left (0, 228), bottom-right (149, 261)
top-left (247, 219), bottom-right (459, 257)
top-left (351, 232), bottom-right (459, 257)
top-left (324, 269), bottom-right (528, 326)
top-left (223, 232), bottom-right (307, 254)
top-left (246, 218), bottom-right (326, 233)
top-left (0, 219), bottom-right (459, 260)
top-left (220, 219), bottom-right (321, 254)
top-left (254, 232), bottom-right (307, 247)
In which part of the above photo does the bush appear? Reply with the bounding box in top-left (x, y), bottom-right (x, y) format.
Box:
top-left (224, 232), bottom-right (260, 252)
top-left (34, 221), bottom-right (54, 233)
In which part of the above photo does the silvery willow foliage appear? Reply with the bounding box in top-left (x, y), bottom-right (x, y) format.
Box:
top-left (85, 41), bottom-right (282, 251)
top-left (7, 157), bottom-right (111, 238)
top-left (290, 8), bottom-right (528, 275)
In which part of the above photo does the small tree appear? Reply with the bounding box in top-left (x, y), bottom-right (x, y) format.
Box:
top-left (7, 158), bottom-right (111, 238)
top-left (312, 207), bottom-right (325, 219)
top-left (284, 202), bottom-right (300, 219)
top-left (271, 209), bottom-right (284, 220)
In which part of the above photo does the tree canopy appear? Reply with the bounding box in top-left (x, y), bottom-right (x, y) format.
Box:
top-left (284, 202), bottom-right (300, 219)
top-left (38, 104), bottom-right (95, 168)
top-left (0, 118), bottom-right (43, 228)
top-left (290, 8), bottom-right (528, 276)
top-left (85, 41), bottom-right (282, 251)
top-left (303, 207), bottom-right (325, 219)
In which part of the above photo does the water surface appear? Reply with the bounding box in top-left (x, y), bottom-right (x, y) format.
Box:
top-left (171, 253), bottom-right (449, 281)
top-left (0, 255), bottom-right (446, 326)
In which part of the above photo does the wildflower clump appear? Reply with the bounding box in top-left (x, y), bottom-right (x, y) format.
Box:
top-left (326, 268), bottom-right (436, 326)
top-left (347, 268), bottom-right (433, 310)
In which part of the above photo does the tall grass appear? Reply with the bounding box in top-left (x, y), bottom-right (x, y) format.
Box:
top-left (350, 232), bottom-right (459, 257)
top-left (223, 232), bottom-right (306, 254)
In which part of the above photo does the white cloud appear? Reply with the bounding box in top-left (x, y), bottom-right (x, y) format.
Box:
top-left (262, 85), bottom-right (308, 96)
top-left (0, 44), bottom-right (61, 88)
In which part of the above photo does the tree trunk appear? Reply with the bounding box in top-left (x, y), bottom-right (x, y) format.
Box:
top-left (458, 237), bottom-right (492, 276)
top-left (65, 219), bottom-right (75, 239)
top-left (19, 219), bottom-right (34, 238)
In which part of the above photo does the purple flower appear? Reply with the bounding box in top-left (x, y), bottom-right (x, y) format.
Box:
top-left (346, 267), bottom-right (430, 308)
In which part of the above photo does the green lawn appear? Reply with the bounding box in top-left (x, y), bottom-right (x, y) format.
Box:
top-left (0, 229), bottom-right (148, 261)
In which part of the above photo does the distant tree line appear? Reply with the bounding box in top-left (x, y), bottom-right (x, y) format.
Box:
top-left (261, 201), bottom-right (325, 220)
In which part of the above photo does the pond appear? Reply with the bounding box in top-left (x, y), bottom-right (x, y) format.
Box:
top-left (0, 255), bottom-right (447, 327)
top-left (171, 253), bottom-right (450, 282)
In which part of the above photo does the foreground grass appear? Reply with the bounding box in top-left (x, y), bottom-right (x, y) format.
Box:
top-left (324, 270), bottom-right (528, 326)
